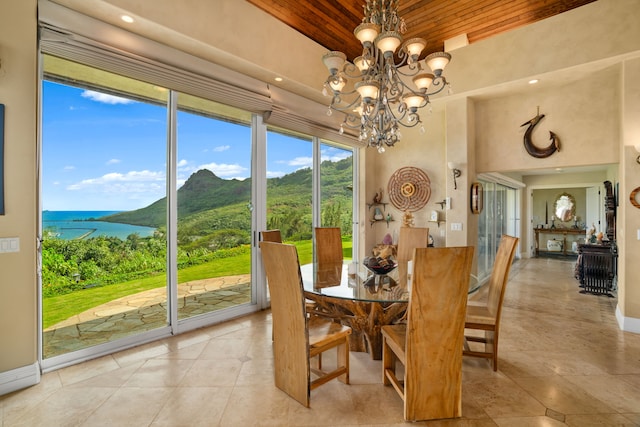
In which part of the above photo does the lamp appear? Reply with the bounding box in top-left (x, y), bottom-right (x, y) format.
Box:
top-left (448, 162), bottom-right (461, 190)
top-left (322, 0), bottom-right (452, 153)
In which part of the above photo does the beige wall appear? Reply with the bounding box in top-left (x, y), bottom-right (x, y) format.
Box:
top-left (0, 0), bottom-right (38, 372)
top-left (361, 108), bottom-right (447, 252)
top-left (475, 66), bottom-right (620, 174)
top-left (619, 57), bottom-right (640, 326)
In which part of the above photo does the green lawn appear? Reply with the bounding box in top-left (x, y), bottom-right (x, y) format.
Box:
top-left (43, 239), bottom-right (351, 329)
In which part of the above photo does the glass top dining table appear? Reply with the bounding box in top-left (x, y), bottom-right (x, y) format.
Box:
top-left (301, 261), bottom-right (481, 302)
top-left (300, 260), bottom-right (481, 360)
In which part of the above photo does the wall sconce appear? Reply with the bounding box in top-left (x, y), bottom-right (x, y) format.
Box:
top-left (448, 162), bottom-right (462, 190)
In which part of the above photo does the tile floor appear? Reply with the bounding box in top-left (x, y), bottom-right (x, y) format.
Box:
top-left (2, 257), bottom-right (640, 426)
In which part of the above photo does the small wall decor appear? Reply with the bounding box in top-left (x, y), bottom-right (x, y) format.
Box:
top-left (630, 186), bottom-right (640, 209)
top-left (470, 182), bottom-right (483, 214)
top-left (521, 107), bottom-right (560, 158)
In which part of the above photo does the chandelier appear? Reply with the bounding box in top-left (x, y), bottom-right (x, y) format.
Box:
top-left (322, 0), bottom-right (452, 153)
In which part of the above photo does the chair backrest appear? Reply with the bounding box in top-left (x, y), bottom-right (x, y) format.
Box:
top-left (260, 229), bottom-right (282, 243)
top-left (405, 246), bottom-right (474, 420)
top-left (259, 241), bottom-right (310, 405)
top-left (314, 227), bottom-right (343, 288)
top-left (396, 227), bottom-right (429, 286)
top-left (486, 235), bottom-right (519, 318)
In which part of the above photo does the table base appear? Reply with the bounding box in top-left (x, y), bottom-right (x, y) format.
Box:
top-left (304, 292), bottom-right (406, 360)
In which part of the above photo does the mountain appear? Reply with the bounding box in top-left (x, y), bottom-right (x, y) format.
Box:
top-left (100, 157), bottom-right (353, 231)
top-left (100, 169), bottom-right (251, 227)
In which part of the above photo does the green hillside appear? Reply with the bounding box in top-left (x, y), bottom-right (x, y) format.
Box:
top-left (101, 156), bottom-right (353, 240)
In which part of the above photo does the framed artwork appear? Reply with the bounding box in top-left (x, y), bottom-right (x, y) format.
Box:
top-left (470, 182), bottom-right (483, 214)
top-left (0, 103), bottom-right (4, 215)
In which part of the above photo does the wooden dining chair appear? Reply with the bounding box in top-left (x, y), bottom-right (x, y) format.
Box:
top-left (396, 226), bottom-right (429, 287)
top-left (314, 227), bottom-right (343, 288)
top-left (463, 234), bottom-right (519, 371)
top-left (260, 241), bottom-right (351, 408)
top-left (382, 246), bottom-right (474, 421)
top-left (260, 229), bottom-right (282, 243)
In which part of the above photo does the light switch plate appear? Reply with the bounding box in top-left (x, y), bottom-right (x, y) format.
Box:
top-left (0, 237), bottom-right (20, 253)
top-left (451, 223), bottom-right (463, 231)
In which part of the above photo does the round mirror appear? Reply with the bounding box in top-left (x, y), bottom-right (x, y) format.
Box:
top-left (554, 193), bottom-right (575, 222)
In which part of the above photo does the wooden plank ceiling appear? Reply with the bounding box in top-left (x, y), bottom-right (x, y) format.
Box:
top-left (246, 0), bottom-right (596, 61)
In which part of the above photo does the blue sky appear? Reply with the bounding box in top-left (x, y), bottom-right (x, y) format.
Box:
top-left (42, 81), bottom-right (351, 211)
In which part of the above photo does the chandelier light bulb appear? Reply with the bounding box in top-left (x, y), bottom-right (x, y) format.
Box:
top-left (355, 81), bottom-right (380, 101)
top-left (402, 37), bottom-right (427, 61)
top-left (329, 76), bottom-right (346, 92)
top-left (425, 52), bottom-right (451, 75)
top-left (413, 73), bottom-right (434, 91)
top-left (354, 23), bottom-right (380, 45)
top-left (375, 32), bottom-right (403, 55)
top-left (322, 51), bottom-right (347, 74)
top-left (403, 94), bottom-right (425, 110)
top-left (354, 56), bottom-right (370, 72)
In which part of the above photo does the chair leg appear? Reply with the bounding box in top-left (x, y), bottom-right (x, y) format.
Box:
top-left (491, 331), bottom-right (499, 371)
top-left (337, 339), bottom-right (349, 384)
top-left (382, 336), bottom-right (393, 386)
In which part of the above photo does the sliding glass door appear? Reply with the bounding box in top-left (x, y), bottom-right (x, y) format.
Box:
top-left (320, 142), bottom-right (354, 260)
top-left (41, 56), bottom-right (169, 359)
top-left (477, 181), bottom-right (519, 281)
top-left (265, 129), bottom-right (313, 267)
top-left (175, 93), bottom-right (253, 320)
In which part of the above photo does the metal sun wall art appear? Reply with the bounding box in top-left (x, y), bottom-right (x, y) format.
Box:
top-left (521, 107), bottom-right (559, 158)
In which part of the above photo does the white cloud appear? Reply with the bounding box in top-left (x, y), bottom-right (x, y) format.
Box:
top-left (81, 90), bottom-right (134, 105)
top-left (285, 156), bottom-right (313, 168)
top-left (321, 150), bottom-right (352, 163)
top-left (177, 159), bottom-right (189, 167)
top-left (67, 170), bottom-right (165, 193)
top-left (63, 165), bottom-right (75, 171)
top-left (267, 171), bottom-right (285, 178)
top-left (106, 158), bottom-right (121, 165)
top-left (213, 145), bottom-right (230, 152)
top-left (199, 162), bottom-right (248, 178)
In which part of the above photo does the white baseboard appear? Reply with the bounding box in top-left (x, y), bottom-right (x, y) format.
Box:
top-left (0, 362), bottom-right (40, 396)
top-left (616, 305), bottom-right (640, 334)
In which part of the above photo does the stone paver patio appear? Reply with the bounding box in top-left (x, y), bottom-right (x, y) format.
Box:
top-left (43, 275), bottom-right (252, 358)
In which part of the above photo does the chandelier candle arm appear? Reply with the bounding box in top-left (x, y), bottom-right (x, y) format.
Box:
top-left (321, 0), bottom-right (453, 152)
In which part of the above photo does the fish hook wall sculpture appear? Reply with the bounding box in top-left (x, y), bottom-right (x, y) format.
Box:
top-left (521, 108), bottom-right (560, 158)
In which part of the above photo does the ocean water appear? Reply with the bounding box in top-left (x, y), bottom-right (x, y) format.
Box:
top-left (42, 211), bottom-right (156, 240)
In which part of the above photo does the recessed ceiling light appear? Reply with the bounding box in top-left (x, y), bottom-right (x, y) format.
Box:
top-left (274, 77), bottom-right (283, 82)
top-left (528, 79), bottom-right (539, 85)
top-left (121, 15), bottom-right (134, 24)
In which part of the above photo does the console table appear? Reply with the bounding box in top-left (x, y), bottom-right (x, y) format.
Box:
top-left (534, 228), bottom-right (585, 257)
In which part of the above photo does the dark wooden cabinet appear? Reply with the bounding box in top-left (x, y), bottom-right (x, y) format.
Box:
top-left (575, 242), bottom-right (617, 296)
